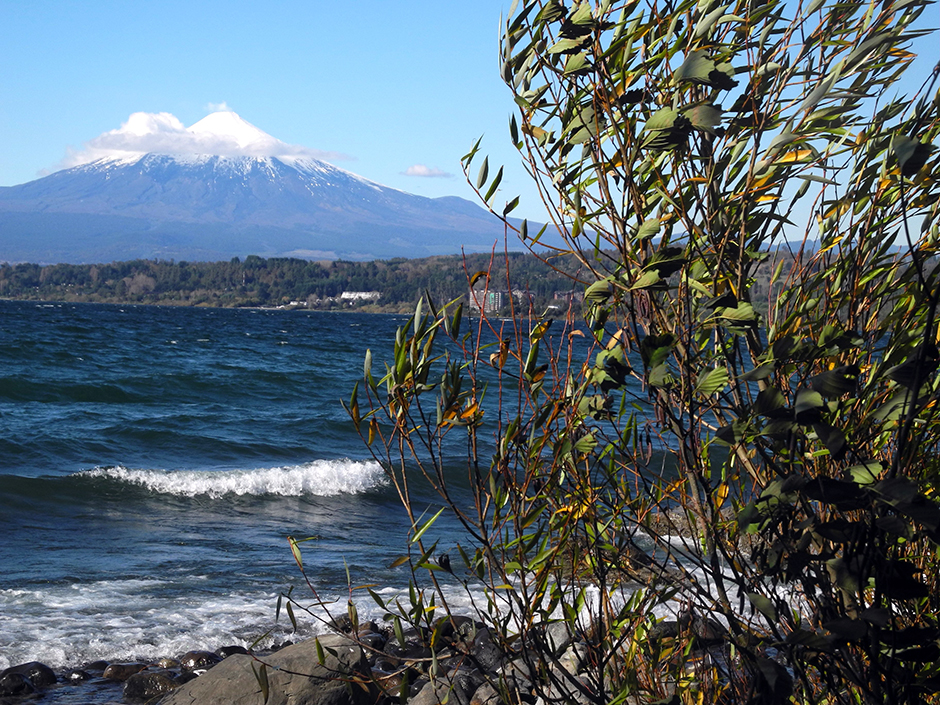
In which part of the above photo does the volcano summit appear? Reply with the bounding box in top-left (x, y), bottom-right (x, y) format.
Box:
top-left (0, 112), bottom-right (512, 263)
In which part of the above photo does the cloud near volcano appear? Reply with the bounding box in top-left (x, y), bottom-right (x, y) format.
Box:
top-left (60, 110), bottom-right (350, 169)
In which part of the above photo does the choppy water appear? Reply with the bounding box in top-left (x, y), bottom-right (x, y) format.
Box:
top-left (0, 301), bottom-right (476, 677)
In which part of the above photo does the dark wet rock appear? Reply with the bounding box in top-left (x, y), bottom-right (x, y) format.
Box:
top-left (0, 672), bottom-right (34, 697)
top-left (179, 650), bottom-right (223, 672)
top-left (1, 661), bottom-right (56, 688)
top-left (216, 645), bottom-right (250, 658)
top-left (649, 620), bottom-right (681, 642)
top-left (682, 613), bottom-right (728, 647)
top-left (432, 615), bottom-right (478, 644)
top-left (84, 660), bottom-right (109, 673)
top-left (327, 615), bottom-right (355, 633)
top-left (152, 657), bottom-right (179, 669)
top-left (103, 662), bottom-right (148, 681)
top-left (356, 630), bottom-right (387, 650)
top-left (373, 658), bottom-right (397, 672)
top-left (371, 667), bottom-right (408, 699)
top-left (156, 633), bottom-right (378, 705)
top-left (66, 669), bottom-right (92, 683)
top-left (385, 641), bottom-right (433, 670)
top-left (124, 670), bottom-right (180, 700)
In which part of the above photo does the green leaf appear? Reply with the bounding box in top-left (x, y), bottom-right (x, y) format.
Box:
top-left (794, 388), bottom-right (824, 423)
top-left (847, 462), bottom-right (883, 485)
top-left (630, 269), bottom-right (662, 290)
top-left (892, 135), bottom-right (935, 176)
top-left (286, 600), bottom-right (297, 632)
top-left (719, 302), bottom-right (756, 322)
top-left (754, 387), bottom-right (787, 417)
top-left (252, 663), bottom-right (270, 704)
top-left (812, 422), bottom-right (847, 459)
top-left (824, 618), bottom-right (867, 641)
top-left (584, 278), bottom-right (613, 304)
top-left (548, 36), bottom-right (591, 54)
top-left (809, 365), bottom-right (860, 397)
top-left (563, 52), bottom-right (591, 75)
top-left (636, 218), bottom-right (661, 240)
top-left (694, 3), bottom-right (729, 38)
top-left (684, 104), bottom-right (723, 134)
top-left (695, 366), bottom-right (729, 397)
top-left (288, 536), bottom-right (303, 571)
top-left (412, 507), bottom-right (446, 543)
top-left (476, 156), bottom-right (489, 189)
top-left (748, 592), bottom-right (778, 621)
top-left (675, 50), bottom-right (716, 84)
top-left (484, 166), bottom-right (505, 202)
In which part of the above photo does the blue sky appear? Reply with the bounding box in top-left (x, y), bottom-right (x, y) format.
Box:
top-left (1, 0), bottom-right (546, 217)
top-left (2, 1), bottom-right (937, 229)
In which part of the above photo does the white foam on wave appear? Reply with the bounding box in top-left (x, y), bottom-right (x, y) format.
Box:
top-left (0, 578), bottom-right (483, 671)
top-left (0, 579), bottom-right (301, 670)
top-left (78, 459), bottom-right (387, 498)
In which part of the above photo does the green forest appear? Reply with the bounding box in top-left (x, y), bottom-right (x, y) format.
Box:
top-left (0, 248), bottom-right (792, 314)
top-left (0, 251), bottom-right (584, 313)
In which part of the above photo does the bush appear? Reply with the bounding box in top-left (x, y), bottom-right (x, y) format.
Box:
top-left (349, 0), bottom-right (940, 703)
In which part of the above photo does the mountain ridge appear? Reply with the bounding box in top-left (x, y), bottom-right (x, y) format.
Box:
top-left (0, 112), bottom-right (519, 264)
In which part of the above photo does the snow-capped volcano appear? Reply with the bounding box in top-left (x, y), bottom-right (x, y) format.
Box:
top-left (0, 111), bottom-right (513, 263)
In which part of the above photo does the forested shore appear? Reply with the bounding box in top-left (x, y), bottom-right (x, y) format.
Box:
top-left (0, 251), bottom-right (583, 313)
top-left (0, 248), bottom-right (789, 314)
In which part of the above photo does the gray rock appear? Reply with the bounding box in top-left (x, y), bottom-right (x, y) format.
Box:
top-left (409, 669), bottom-right (485, 705)
top-left (470, 682), bottom-right (502, 705)
top-left (156, 633), bottom-right (378, 705)
top-left (470, 628), bottom-right (503, 672)
top-left (556, 642), bottom-right (588, 675)
top-left (124, 670), bottom-right (180, 700)
top-left (544, 622), bottom-right (574, 657)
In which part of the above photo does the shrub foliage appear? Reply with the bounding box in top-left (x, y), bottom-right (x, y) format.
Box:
top-left (350, 0), bottom-right (940, 702)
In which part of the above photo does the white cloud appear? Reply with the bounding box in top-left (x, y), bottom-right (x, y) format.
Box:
top-left (403, 164), bottom-right (453, 178)
top-left (59, 110), bottom-right (351, 169)
top-left (205, 101), bottom-right (232, 113)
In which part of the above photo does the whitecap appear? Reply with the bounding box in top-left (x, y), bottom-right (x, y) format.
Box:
top-left (77, 460), bottom-right (387, 499)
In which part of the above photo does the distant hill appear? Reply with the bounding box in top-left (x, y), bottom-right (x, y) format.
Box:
top-left (0, 112), bottom-right (520, 264)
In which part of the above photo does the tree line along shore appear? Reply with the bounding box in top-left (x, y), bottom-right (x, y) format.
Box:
top-left (0, 248), bottom-right (792, 315)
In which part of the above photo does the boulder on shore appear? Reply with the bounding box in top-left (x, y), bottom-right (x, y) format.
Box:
top-left (156, 633), bottom-right (378, 705)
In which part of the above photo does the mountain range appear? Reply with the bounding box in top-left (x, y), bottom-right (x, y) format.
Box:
top-left (0, 112), bottom-right (517, 264)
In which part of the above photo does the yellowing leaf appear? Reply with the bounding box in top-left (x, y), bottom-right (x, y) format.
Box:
top-left (522, 124), bottom-right (548, 140)
top-left (459, 403), bottom-right (480, 420)
top-left (776, 149), bottom-right (813, 163)
top-left (714, 482), bottom-right (729, 507)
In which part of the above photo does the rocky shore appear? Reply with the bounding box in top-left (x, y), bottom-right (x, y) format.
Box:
top-left (1, 608), bottom-right (727, 705)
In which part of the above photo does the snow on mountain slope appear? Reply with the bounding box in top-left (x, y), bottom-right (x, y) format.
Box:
top-left (0, 112), bottom-right (518, 263)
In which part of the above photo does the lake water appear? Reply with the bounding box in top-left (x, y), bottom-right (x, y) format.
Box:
top-left (0, 300), bottom-right (480, 681)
